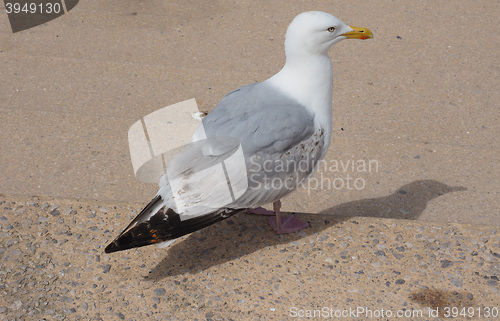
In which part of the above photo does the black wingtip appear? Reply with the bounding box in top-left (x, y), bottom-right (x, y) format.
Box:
top-left (104, 216), bottom-right (169, 254)
top-left (105, 200), bottom-right (244, 254)
top-left (104, 237), bottom-right (154, 253)
top-left (104, 242), bottom-right (119, 254)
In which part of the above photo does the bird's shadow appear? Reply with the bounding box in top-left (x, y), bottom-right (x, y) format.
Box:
top-left (146, 179), bottom-right (466, 280)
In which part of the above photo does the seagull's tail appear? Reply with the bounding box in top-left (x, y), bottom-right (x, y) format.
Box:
top-left (105, 195), bottom-right (243, 253)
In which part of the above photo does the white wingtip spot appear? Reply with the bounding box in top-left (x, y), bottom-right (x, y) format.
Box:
top-left (154, 238), bottom-right (178, 249)
top-left (191, 111), bottom-right (207, 121)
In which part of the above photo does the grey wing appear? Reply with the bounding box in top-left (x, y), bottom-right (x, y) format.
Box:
top-left (158, 82), bottom-right (318, 218)
top-left (198, 82), bottom-right (324, 208)
top-left (200, 82), bottom-right (316, 155)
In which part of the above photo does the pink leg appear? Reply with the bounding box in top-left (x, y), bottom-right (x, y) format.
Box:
top-left (267, 200), bottom-right (309, 234)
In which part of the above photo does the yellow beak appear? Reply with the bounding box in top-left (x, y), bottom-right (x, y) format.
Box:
top-left (341, 26), bottom-right (373, 40)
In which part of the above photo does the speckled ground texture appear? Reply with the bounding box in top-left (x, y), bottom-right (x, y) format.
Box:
top-left (1, 195), bottom-right (498, 320)
top-left (0, 0), bottom-right (499, 320)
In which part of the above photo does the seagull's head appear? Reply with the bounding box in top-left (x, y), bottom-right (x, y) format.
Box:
top-left (285, 11), bottom-right (373, 57)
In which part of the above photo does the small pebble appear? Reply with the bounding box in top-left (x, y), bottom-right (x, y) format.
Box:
top-left (102, 264), bottom-right (111, 273)
top-left (441, 260), bottom-right (453, 268)
top-left (487, 280), bottom-right (498, 287)
top-left (154, 288), bottom-right (166, 296)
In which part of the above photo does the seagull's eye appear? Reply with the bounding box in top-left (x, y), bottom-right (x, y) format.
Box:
top-left (327, 27), bottom-right (336, 33)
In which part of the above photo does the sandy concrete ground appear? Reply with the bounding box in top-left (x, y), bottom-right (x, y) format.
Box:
top-left (0, 0), bottom-right (498, 320)
top-left (1, 194), bottom-right (499, 320)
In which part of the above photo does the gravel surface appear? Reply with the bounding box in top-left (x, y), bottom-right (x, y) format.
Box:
top-left (0, 194), bottom-right (498, 320)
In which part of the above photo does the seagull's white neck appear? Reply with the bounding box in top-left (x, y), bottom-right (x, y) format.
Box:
top-left (266, 53), bottom-right (333, 144)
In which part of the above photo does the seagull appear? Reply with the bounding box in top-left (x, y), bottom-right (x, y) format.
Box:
top-left (105, 11), bottom-right (372, 253)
